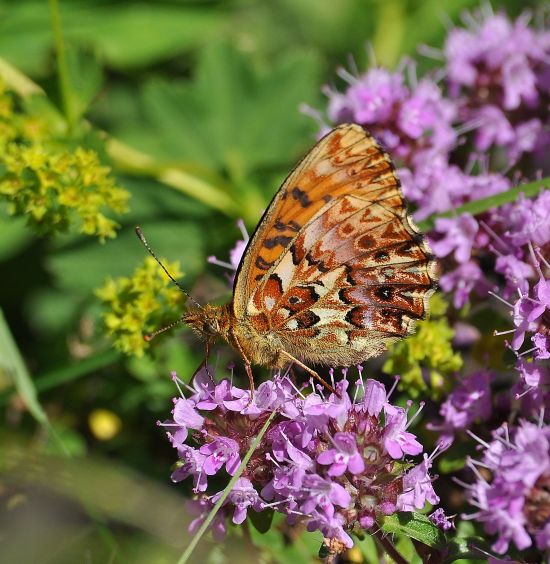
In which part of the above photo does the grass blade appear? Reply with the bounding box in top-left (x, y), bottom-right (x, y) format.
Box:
top-left (0, 308), bottom-right (49, 426)
top-left (419, 178), bottom-right (549, 231)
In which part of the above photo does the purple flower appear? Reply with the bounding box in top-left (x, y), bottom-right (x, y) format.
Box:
top-left (463, 420), bottom-right (550, 553)
top-left (188, 498), bottom-right (228, 541)
top-left (431, 214), bottom-right (480, 263)
top-left (445, 11), bottom-right (545, 108)
top-left (495, 254), bottom-right (534, 295)
top-left (532, 333), bottom-right (550, 360)
top-left (323, 62), bottom-right (457, 168)
top-left (383, 404), bottom-right (423, 459)
top-left (429, 508), bottom-right (454, 531)
top-left (516, 359), bottom-right (549, 391)
top-left (397, 79), bottom-right (456, 152)
top-left (317, 432), bottom-right (365, 476)
top-left (361, 378), bottom-right (387, 416)
top-left (429, 371), bottom-right (493, 444)
top-left (213, 477), bottom-right (264, 524)
top-left (473, 105), bottom-right (515, 151)
top-left (200, 437), bottom-right (241, 476)
top-left (300, 474), bottom-right (351, 517)
top-left (164, 368), bottom-right (433, 553)
top-left (512, 289), bottom-right (547, 351)
top-left (498, 192), bottom-right (550, 248)
top-left (397, 454), bottom-right (439, 511)
top-left (173, 398), bottom-right (204, 430)
top-left (439, 260), bottom-right (490, 309)
top-left (343, 68), bottom-right (405, 124)
top-left (171, 445), bottom-right (208, 492)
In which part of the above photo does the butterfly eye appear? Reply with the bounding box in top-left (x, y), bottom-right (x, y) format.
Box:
top-left (205, 321), bottom-right (218, 335)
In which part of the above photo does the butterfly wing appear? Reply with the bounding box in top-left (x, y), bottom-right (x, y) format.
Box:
top-left (233, 123), bottom-right (437, 365)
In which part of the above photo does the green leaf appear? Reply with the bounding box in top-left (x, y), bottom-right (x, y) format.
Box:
top-left (0, 215), bottom-right (33, 261)
top-left (356, 534), bottom-right (380, 564)
top-left (104, 43), bottom-right (322, 220)
top-left (0, 308), bottom-right (48, 426)
top-left (47, 219), bottom-right (204, 294)
top-left (443, 537), bottom-right (490, 563)
top-left (0, 1), bottom-right (225, 75)
top-left (248, 508), bottom-right (274, 534)
top-left (380, 512), bottom-right (447, 550)
top-left (64, 44), bottom-right (104, 123)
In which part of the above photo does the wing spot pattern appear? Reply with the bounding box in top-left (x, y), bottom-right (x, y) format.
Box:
top-left (292, 186), bottom-right (312, 208)
top-left (255, 256), bottom-right (274, 270)
top-left (264, 235), bottom-right (293, 249)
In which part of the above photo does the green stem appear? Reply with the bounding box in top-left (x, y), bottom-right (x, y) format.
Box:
top-left (0, 349), bottom-right (121, 405)
top-left (0, 58), bottom-right (43, 97)
top-left (48, 0), bottom-right (75, 132)
top-left (107, 138), bottom-right (240, 217)
top-left (177, 410), bottom-right (277, 564)
top-left (418, 176), bottom-right (549, 231)
top-left (373, 529), bottom-right (408, 564)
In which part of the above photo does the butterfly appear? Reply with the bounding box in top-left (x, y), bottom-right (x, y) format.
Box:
top-left (150, 123), bottom-right (438, 394)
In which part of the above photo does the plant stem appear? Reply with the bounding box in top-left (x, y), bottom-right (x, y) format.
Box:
top-left (107, 138), bottom-right (241, 217)
top-left (0, 58), bottom-right (43, 97)
top-left (373, 529), bottom-right (408, 564)
top-left (48, 0), bottom-right (75, 132)
top-left (419, 176), bottom-right (549, 231)
top-left (177, 410), bottom-right (277, 564)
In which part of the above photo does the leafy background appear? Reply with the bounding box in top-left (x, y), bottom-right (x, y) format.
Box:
top-left (0, 1), bottom-right (538, 562)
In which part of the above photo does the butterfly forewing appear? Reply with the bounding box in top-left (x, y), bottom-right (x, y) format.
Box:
top-left (232, 123), bottom-right (437, 366)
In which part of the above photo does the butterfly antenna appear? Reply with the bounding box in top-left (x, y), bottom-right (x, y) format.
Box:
top-left (134, 226), bottom-right (202, 309)
top-left (143, 318), bottom-right (185, 342)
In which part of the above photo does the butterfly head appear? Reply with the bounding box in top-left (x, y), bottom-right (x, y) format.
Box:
top-left (182, 304), bottom-right (231, 342)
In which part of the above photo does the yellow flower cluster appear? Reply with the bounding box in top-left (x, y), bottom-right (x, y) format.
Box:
top-left (0, 80), bottom-right (129, 240)
top-left (96, 256), bottom-right (187, 356)
top-left (382, 294), bottom-right (463, 399)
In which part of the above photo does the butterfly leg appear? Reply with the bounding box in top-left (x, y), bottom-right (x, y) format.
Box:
top-left (278, 350), bottom-right (338, 396)
top-left (229, 330), bottom-right (256, 405)
top-left (203, 341), bottom-right (214, 382)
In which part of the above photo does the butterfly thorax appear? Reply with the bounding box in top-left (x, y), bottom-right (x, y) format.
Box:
top-left (183, 303), bottom-right (287, 367)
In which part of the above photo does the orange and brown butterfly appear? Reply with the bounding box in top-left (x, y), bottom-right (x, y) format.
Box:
top-left (144, 123), bottom-right (438, 394)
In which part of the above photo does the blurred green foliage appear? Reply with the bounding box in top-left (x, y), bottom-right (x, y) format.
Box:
top-left (0, 0), bottom-right (538, 562)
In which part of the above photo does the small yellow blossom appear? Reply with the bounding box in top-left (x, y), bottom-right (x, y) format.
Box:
top-left (88, 408), bottom-right (122, 441)
top-left (0, 79), bottom-right (129, 240)
top-left (96, 256), bottom-right (187, 356)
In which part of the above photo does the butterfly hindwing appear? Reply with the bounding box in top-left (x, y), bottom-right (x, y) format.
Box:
top-left (232, 123), bottom-right (437, 365)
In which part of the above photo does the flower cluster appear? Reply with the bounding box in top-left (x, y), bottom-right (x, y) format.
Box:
top-left (164, 367), bottom-right (440, 553)
top-left (428, 370), bottom-right (493, 447)
top-left (96, 256), bottom-right (186, 356)
top-left (324, 66), bottom-right (457, 168)
top-left (445, 8), bottom-right (550, 164)
top-left (463, 420), bottom-right (550, 554)
top-left (311, 6), bottom-right (550, 559)
top-left (0, 78), bottom-right (129, 240)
